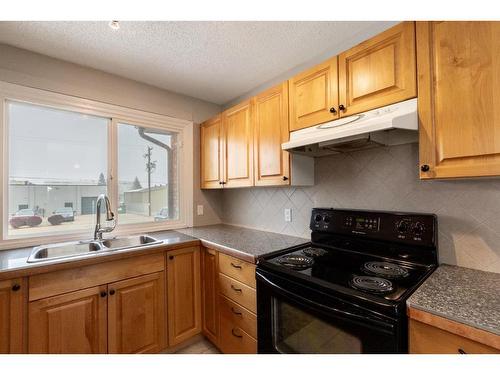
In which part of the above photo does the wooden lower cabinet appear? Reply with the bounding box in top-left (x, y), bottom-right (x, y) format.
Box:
top-left (29, 285), bottom-right (107, 354)
top-left (108, 272), bottom-right (166, 354)
top-left (167, 246), bottom-right (202, 346)
top-left (201, 247), bottom-right (219, 345)
top-left (410, 319), bottom-right (499, 354)
top-left (0, 278), bottom-right (26, 353)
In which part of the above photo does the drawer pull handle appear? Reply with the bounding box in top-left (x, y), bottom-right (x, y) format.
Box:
top-left (231, 285), bottom-right (242, 293)
top-left (458, 348), bottom-right (467, 354)
top-left (231, 307), bottom-right (242, 316)
top-left (230, 262), bottom-right (242, 269)
top-left (231, 328), bottom-right (243, 338)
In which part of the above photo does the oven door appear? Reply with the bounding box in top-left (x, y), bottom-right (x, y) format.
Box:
top-left (256, 268), bottom-right (403, 354)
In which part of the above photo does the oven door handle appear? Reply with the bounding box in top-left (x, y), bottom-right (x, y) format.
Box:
top-left (257, 272), bottom-right (394, 331)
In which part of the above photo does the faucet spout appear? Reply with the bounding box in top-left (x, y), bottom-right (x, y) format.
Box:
top-left (94, 194), bottom-right (116, 241)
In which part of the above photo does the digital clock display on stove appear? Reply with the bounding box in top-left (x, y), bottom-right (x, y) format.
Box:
top-left (344, 216), bottom-right (380, 232)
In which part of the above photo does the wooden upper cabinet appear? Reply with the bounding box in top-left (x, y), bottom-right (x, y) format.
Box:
top-left (201, 247), bottom-right (219, 346)
top-left (222, 100), bottom-right (254, 188)
top-left (167, 247), bottom-right (202, 346)
top-left (288, 56), bottom-right (339, 131)
top-left (338, 21), bottom-right (416, 117)
top-left (29, 286), bottom-right (107, 354)
top-left (417, 21), bottom-right (500, 179)
top-left (253, 82), bottom-right (290, 186)
top-left (200, 115), bottom-right (223, 189)
top-left (107, 272), bottom-right (166, 354)
top-left (0, 278), bottom-right (25, 354)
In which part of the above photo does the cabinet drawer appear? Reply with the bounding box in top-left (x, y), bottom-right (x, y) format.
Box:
top-left (218, 273), bottom-right (256, 313)
top-left (410, 319), bottom-right (499, 354)
top-left (219, 294), bottom-right (257, 338)
top-left (218, 253), bottom-right (256, 288)
top-left (219, 315), bottom-right (257, 354)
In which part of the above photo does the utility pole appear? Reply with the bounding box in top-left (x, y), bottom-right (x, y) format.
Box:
top-left (144, 146), bottom-right (156, 217)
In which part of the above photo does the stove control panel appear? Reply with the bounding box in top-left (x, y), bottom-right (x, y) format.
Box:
top-left (310, 208), bottom-right (437, 247)
top-left (343, 215), bottom-right (380, 232)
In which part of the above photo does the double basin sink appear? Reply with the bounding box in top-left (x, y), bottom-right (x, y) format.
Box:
top-left (27, 235), bottom-right (162, 263)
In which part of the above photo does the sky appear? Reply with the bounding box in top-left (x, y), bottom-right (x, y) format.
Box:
top-left (8, 101), bottom-right (173, 187)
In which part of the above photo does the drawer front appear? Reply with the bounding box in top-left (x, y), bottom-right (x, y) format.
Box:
top-left (29, 253), bottom-right (165, 301)
top-left (219, 315), bottom-right (257, 354)
top-left (219, 294), bottom-right (257, 338)
top-left (218, 273), bottom-right (256, 313)
top-left (218, 253), bottom-right (256, 288)
top-left (410, 319), bottom-right (500, 354)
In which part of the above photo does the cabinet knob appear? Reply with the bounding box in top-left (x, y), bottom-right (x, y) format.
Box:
top-left (11, 284), bottom-right (20, 292)
top-left (109, 289), bottom-right (115, 296)
top-left (100, 291), bottom-right (107, 298)
top-left (458, 348), bottom-right (467, 354)
top-left (283, 176), bottom-right (289, 181)
top-left (338, 104), bottom-right (346, 112)
top-left (329, 107), bottom-right (337, 114)
top-left (420, 164), bottom-right (430, 172)
top-left (169, 255), bottom-right (174, 260)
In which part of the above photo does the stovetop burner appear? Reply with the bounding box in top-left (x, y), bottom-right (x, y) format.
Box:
top-left (277, 254), bottom-right (314, 270)
top-left (349, 275), bottom-right (394, 294)
top-left (302, 247), bottom-right (327, 257)
top-left (362, 261), bottom-right (409, 279)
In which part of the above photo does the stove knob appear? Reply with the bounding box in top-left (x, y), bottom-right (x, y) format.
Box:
top-left (314, 214), bottom-right (323, 222)
top-left (323, 216), bottom-right (331, 224)
top-left (413, 222), bottom-right (425, 236)
top-left (396, 220), bottom-right (409, 233)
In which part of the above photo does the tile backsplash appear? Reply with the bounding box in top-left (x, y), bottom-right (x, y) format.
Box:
top-left (220, 143), bottom-right (500, 273)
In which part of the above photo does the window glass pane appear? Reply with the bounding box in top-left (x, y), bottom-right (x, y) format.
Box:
top-left (117, 123), bottom-right (179, 225)
top-left (7, 101), bottom-right (108, 238)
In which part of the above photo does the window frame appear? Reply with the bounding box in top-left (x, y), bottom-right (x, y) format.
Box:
top-left (0, 81), bottom-right (193, 250)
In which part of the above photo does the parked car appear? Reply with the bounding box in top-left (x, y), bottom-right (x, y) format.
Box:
top-left (154, 207), bottom-right (169, 222)
top-left (9, 208), bottom-right (43, 229)
top-left (53, 207), bottom-right (75, 222)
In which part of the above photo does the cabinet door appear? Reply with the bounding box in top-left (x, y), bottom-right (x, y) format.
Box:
top-left (338, 22), bottom-right (416, 117)
top-left (108, 272), bottom-right (166, 354)
top-left (0, 278), bottom-right (25, 353)
top-left (417, 21), bottom-right (500, 179)
top-left (222, 100), bottom-right (254, 188)
top-left (288, 56), bottom-right (339, 131)
top-left (201, 247), bottom-right (219, 345)
top-left (29, 286), bottom-right (107, 353)
top-left (167, 247), bottom-right (202, 346)
top-left (253, 82), bottom-right (290, 186)
top-left (200, 115), bottom-right (223, 189)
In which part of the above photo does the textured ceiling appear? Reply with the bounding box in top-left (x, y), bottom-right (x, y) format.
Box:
top-left (0, 21), bottom-right (394, 105)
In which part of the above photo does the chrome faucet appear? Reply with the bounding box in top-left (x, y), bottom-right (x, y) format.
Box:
top-left (94, 194), bottom-right (116, 241)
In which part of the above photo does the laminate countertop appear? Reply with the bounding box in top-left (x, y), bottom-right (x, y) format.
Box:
top-left (407, 264), bottom-right (500, 336)
top-left (176, 224), bottom-right (308, 263)
top-left (0, 224), bottom-right (308, 279)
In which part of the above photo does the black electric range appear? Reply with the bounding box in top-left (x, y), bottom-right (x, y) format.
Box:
top-left (256, 208), bottom-right (438, 354)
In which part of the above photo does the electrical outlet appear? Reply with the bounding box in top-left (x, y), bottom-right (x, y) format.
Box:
top-left (197, 205), bottom-right (204, 216)
top-left (284, 208), bottom-right (292, 222)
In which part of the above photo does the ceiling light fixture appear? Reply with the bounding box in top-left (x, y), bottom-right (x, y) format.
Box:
top-left (108, 21), bottom-right (120, 30)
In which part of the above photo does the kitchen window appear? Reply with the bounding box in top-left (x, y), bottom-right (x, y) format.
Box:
top-left (0, 82), bottom-right (193, 248)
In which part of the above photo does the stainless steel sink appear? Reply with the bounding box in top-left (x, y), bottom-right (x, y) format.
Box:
top-left (100, 235), bottom-right (161, 251)
top-left (27, 235), bottom-right (162, 263)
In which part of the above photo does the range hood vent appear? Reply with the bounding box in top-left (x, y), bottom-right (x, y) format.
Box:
top-left (282, 98), bottom-right (418, 157)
